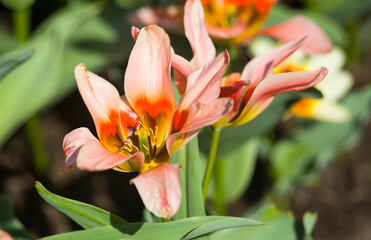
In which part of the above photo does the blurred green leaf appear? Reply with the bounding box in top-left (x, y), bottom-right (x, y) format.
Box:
top-left (210, 204), bottom-right (316, 240)
top-left (0, 28), bottom-right (18, 53)
top-left (40, 216), bottom-right (263, 240)
top-left (0, 49), bottom-right (33, 80)
top-left (205, 138), bottom-right (259, 204)
top-left (271, 84), bottom-right (371, 192)
top-left (1, 0), bottom-right (36, 10)
top-left (0, 194), bottom-right (31, 240)
top-left (172, 146), bottom-right (188, 220)
top-left (35, 181), bottom-right (127, 229)
top-left (0, 2), bottom-right (134, 147)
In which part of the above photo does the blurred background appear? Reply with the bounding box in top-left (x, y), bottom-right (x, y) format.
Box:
top-left (0, 0), bottom-right (370, 239)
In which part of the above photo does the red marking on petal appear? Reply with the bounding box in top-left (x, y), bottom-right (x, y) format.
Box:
top-left (134, 97), bottom-right (174, 119)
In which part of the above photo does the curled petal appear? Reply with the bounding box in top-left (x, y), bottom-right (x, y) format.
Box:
top-left (75, 140), bottom-right (145, 172)
top-left (168, 98), bottom-right (233, 153)
top-left (185, 0), bottom-right (216, 69)
top-left (178, 50), bottom-right (230, 112)
top-left (259, 16), bottom-right (332, 55)
top-left (63, 127), bottom-right (98, 171)
top-left (130, 164), bottom-right (182, 219)
top-left (125, 25), bottom-right (175, 147)
top-left (74, 64), bottom-right (124, 148)
top-left (171, 52), bottom-right (194, 95)
top-left (232, 68), bottom-right (328, 126)
top-left (131, 26), bottom-right (141, 41)
top-left (241, 38), bottom-right (305, 88)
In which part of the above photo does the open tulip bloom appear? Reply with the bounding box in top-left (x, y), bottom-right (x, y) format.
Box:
top-left (173, 0), bottom-right (329, 129)
top-left (63, 25), bottom-right (233, 219)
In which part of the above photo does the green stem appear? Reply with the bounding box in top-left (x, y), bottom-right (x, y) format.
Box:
top-left (202, 128), bottom-right (222, 202)
top-left (161, 218), bottom-right (170, 222)
top-left (25, 116), bottom-right (49, 177)
top-left (214, 156), bottom-right (225, 215)
top-left (13, 8), bottom-right (31, 43)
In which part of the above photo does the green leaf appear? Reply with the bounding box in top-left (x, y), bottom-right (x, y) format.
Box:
top-left (35, 181), bottom-right (127, 229)
top-left (210, 204), bottom-right (315, 240)
top-left (0, 194), bottom-right (31, 240)
top-left (171, 146), bottom-right (188, 220)
top-left (40, 216), bottom-right (263, 240)
top-left (0, 49), bottom-right (34, 80)
top-left (271, 84), bottom-right (371, 193)
top-left (186, 137), bottom-right (205, 217)
top-left (205, 138), bottom-right (259, 203)
top-left (303, 212), bottom-right (318, 236)
top-left (0, 28), bottom-right (18, 53)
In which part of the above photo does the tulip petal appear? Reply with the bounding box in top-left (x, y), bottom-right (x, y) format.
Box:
top-left (290, 98), bottom-right (351, 123)
top-left (171, 52), bottom-right (194, 95)
top-left (185, 0), bottom-right (216, 69)
top-left (259, 16), bottom-right (332, 55)
top-left (125, 25), bottom-right (175, 147)
top-left (130, 164), bottom-right (182, 219)
top-left (241, 38), bottom-right (305, 88)
top-left (119, 96), bottom-right (140, 139)
top-left (232, 68), bottom-right (328, 126)
top-left (131, 26), bottom-right (141, 41)
top-left (74, 64), bottom-right (124, 151)
top-left (168, 98), bottom-right (232, 153)
top-left (63, 127), bottom-right (98, 171)
top-left (75, 139), bottom-right (145, 172)
top-left (178, 50), bottom-right (230, 111)
top-left (205, 21), bottom-right (247, 39)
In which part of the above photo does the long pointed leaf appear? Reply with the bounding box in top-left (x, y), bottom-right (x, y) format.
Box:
top-left (40, 216), bottom-right (263, 240)
top-left (35, 182), bottom-right (127, 229)
top-left (172, 146), bottom-right (188, 220)
top-left (0, 49), bottom-right (34, 80)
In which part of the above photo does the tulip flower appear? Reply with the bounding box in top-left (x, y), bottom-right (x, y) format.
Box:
top-left (63, 25), bottom-right (232, 219)
top-left (201, 0), bottom-right (332, 54)
top-left (250, 37), bottom-right (353, 123)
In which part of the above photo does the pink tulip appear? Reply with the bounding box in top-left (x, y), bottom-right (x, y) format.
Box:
top-left (63, 25), bottom-right (232, 219)
top-left (172, 0), bottom-right (328, 129)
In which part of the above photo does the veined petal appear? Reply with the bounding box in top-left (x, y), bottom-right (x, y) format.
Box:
top-left (185, 0), bottom-right (216, 69)
top-left (171, 52), bottom-right (194, 95)
top-left (125, 25), bottom-right (175, 147)
top-left (168, 98), bottom-right (233, 153)
top-left (179, 50), bottom-right (230, 111)
top-left (290, 98), bottom-right (351, 123)
top-left (231, 68), bottom-right (328, 126)
top-left (259, 16), bottom-right (332, 55)
top-left (74, 64), bottom-right (124, 151)
top-left (76, 139), bottom-right (145, 172)
top-left (130, 164), bottom-right (182, 219)
top-left (241, 38), bottom-right (305, 88)
top-left (63, 127), bottom-right (97, 171)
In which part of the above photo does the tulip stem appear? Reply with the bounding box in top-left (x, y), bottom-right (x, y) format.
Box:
top-left (202, 128), bottom-right (222, 202)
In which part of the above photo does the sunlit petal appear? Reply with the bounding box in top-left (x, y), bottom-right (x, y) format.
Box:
top-left (130, 164), bottom-right (182, 219)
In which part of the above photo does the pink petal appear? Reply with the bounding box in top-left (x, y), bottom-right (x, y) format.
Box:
top-left (241, 38), bottom-right (305, 88)
top-left (259, 16), bottom-right (332, 55)
top-left (205, 21), bottom-right (246, 39)
top-left (125, 25), bottom-right (175, 147)
top-left (131, 26), bottom-right (141, 41)
top-left (168, 98), bottom-right (233, 153)
top-left (75, 139), bottom-right (145, 172)
top-left (171, 52), bottom-right (194, 95)
top-left (119, 96), bottom-right (140, 139)
top-left (63, 127), bottom-right (98, 171)
top-left (0, 230), bottom-right (13, 240)
top-left (130, 164), bottom-right (182, 219)
top-left (74, 64), bottom-right (124, 143)
top-left (250, 67), bottom-right (328, 104)
top-left (178, 50), bottom-right (230, 112)
top-left (184, 0), bottom-right (216, 69)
